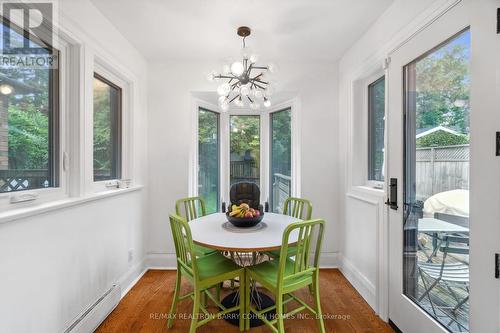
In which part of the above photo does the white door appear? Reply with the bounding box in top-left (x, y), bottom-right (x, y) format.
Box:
top-left (386, 2), bottom-right (471, 332)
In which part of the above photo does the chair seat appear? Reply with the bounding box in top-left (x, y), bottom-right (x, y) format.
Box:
top-left (266, 245), bottom-right (297, 258)
top-left (419, 262), bottom-right (469, 283)
top-left (247, 258), bottom-right (313, 292)
top-left (196, 252), bottom-right (243, 281)
top-left (193, 243), bottom-right (217, 257)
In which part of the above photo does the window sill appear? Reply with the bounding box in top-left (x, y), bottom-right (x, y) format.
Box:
top-left (0, 185), bottom-right (143, 225)
top-left (352, 185), bottom-right (385, 197)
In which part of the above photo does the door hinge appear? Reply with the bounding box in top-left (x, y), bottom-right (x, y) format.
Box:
top-left (495, 253), bottom-right (499, 278)
top-left (497, 8), bottom-right (500, 34)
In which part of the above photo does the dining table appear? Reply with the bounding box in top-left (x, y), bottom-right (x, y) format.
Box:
top-left (189, 212), bottom-right (301, 327)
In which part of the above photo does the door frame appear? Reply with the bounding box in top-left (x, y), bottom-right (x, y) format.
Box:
top-left (385, 2), bottom-right (470, 332)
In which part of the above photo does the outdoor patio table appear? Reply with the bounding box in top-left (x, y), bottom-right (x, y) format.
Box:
top-left (418, 217), bottom-right (469, 234)
top-left (189, 212), bottom-right (301, 327)
top-left (418, 217), bottom-right (469, 261)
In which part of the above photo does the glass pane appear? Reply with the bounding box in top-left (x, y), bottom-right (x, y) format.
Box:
top-left (198, 108), bottom-right (219, 214)
top-left (404, 29), bottom-right (470, 333)
top-left (93, 75), bottom-right (121, 181)
top-left (230, 115), bottom-right (260, 187)
top-left (270, 108), bottom-right (291, 213)
top-left (0, 24), bottom-right (58, 192)
top-left (368, 76), bottom-right (385, 181)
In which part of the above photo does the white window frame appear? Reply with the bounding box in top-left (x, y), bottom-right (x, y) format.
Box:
top-left (366, 72), bottom-right (386, 189)
top-left (89, 59), bottom-right (132, 193)
top-left (0, 30), bottom-right (78, 211)
top-left (189, 96), bottom-right (301, 210)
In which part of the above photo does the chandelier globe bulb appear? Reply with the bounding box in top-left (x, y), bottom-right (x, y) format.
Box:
top-left (231, 61), bottom-right (245, 76)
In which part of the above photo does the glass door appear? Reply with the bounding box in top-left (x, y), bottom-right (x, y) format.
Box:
top-left (229, 115), bottom-right (261, 186)
top-left (386, 3), bottom-right (470, 333)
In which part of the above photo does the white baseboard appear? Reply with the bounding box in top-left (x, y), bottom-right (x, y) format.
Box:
top-left (339, 254), bottom-right (376, 310)
top-left (118, 259), bottom-right (148, 299)
top-left (318, 252), bottom-right (340, 268)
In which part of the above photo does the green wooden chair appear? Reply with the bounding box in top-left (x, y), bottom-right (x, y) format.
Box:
top-left (175, 197), bottom-right (217, 257)
top-left (244, 219), bottom-right (326, 332)
top-left (266, 197), bottom-right (313, 259)
top-left (167, 214), bottom-right (246, 332)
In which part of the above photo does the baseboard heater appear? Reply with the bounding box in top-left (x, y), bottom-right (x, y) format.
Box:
top-left (64, 284), bottom-right (121, 333)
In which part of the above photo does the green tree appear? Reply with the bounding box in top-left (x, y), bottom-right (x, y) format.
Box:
top-left (416, 130), bottom-right (469, 148)
top-left (416, 38), bottom-right (470, 134)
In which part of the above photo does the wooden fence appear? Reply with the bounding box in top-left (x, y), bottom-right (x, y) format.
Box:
top-left (416, 144), bottom-right (469, 200)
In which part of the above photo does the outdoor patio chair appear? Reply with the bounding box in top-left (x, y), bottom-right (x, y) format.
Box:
top-left (418, 235), bottom-right (469, 324)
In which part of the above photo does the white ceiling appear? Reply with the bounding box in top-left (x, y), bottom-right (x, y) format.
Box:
top-left (90, 0), bottom-right (394, 63)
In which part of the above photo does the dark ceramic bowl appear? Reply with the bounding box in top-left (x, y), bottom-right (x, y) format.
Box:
top-left (225, 212), bottom-right (264, 228)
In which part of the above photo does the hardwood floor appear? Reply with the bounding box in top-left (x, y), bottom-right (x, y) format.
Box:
top-left (96, 269), bottom-right (394, 333)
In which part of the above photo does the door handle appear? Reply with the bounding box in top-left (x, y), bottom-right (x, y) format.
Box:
top-left (385, 178), bottom-right (398, 210)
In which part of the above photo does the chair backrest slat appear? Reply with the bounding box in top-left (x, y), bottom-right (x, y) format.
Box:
top-left (283, 197), bottom-right (312, 220)
top-left (169, 214), bottom-right (197, 277)
top-left (277, 219), bottom-right (325, 286)
top-left (176, 197), bottom-right (207, 222)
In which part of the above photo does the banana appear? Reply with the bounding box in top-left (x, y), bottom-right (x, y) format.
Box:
top-left (229, 209), bottom-right (241, 216)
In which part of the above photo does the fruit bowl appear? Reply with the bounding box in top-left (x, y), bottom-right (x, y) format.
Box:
top-left (225, 212), bottom-right (264, 228)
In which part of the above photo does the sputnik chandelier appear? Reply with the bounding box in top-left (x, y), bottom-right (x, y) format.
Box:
top-left (207, 26), bottom-right (276, 111)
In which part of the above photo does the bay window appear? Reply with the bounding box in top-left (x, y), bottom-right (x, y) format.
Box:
top-left (194, 104), bottom-right (296, 213)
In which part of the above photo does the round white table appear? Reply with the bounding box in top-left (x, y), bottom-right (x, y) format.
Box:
top-left (190, 212), bottom-right (301, 253)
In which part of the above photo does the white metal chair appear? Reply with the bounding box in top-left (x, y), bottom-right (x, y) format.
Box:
top-left (418, 235), bottom-right (469, 326)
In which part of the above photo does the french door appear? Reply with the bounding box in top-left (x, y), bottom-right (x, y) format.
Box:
top-left (386, 2), bottom-right (471, 332)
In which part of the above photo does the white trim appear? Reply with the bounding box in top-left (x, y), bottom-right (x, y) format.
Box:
top-left (0, 27), bottom-right (81, 211)
top-left (340, 255), bottom-right (377, 309)
top-left (90, 58), bottom-right (134, 193)
top-left (117, 259), bottom-right (148, 299)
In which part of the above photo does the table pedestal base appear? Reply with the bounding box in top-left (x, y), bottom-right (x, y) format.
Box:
top-left (221, 291), bottom-right (275, 327)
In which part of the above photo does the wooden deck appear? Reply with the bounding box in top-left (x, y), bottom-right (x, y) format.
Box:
top-left (95, 269), bottom-right (394, 333)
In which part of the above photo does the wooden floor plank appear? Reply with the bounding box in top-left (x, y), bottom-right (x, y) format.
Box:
top-left (95, 269), bottom-right (394, 333)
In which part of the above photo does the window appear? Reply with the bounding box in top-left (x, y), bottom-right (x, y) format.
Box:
top-left (270, 108), bottom-right (291, 213)
top-left (93, 73), bottom-right (122, 181)
top-left (230, 115), bottom-right (260, 187)
top-left (198, 108), bottom-right (219, 213)
top-left (367, 76), bottom-right (385, 182)
top-left (0, 22), bottom-right (59, 193)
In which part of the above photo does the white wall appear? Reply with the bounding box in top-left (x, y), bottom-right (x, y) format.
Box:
top-left (146, 60), bottom-right (339, 267)
top-left (337, 0), bottom-right (440, 318)
top-left (0, 1), bottom-right (148, 332)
